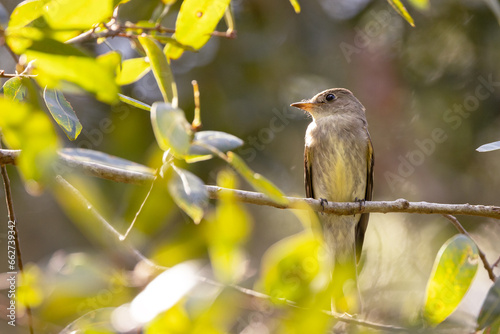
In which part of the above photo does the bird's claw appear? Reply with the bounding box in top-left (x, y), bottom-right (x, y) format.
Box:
top-left (354, 197), bottom-right (365, 215)
top-left (319, 198), bottom-right (328, 211)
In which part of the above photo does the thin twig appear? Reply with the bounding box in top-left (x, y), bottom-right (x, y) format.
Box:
top-left (443, 214), bottom-right (496, 281)
top-left (0, 146), bottom-right (34, 334)
top-left (0, 71), bottom-right (37, 78)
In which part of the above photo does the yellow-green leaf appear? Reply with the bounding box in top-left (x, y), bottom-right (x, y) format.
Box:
top-left (118, 94), bottom-right (151, 111)
top-left (409, 0), bottom-right (429, 10)
top-left (165, 0), bottom-right (231, 60)
top-left (423, 234), bottom-right (479, 326)
top-left (43, 0), bottom-right (114, 30)
top-left (139, 36), bottom-right (178, 105)
top-left (116, 57), bottom-right (151, 86)
top-left (227, 152), bottom-right (288, 205)
top-left (8, 0), bottom-right (45, 29)
top-left (0, 98), bottom-right (59, 194)
top-left (1, 77), bottom-right (28, 102)
top-left (387, 0), bottom-right (415, 27)
top-left (257, 232), bottom-right (325, 303)
top-left (151, 102), bottom-right (192, 157)
top-left (478, 278), bottom-right (500, 330)
top-left (289, 0), bottom-right (301, 13)
top-left (167, 165), bottom-right (208, 224)
top-left (43, 88), bottom-right (82, 140)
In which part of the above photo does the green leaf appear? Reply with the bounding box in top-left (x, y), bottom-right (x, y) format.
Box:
top-left (43, 88), bottom-right (82, 140)
top-left (289, 0), bottom-right (301, 13)
top-left (408, 0), bottom-right (429, 10)
top-left (116, 57), bottom-right (151, 86)
top-left (8, 0), bottom-right (46, 29)
top-left (186, 131), bottom-right (244, 162)
top-left (423, 234), bottom-right (479, 326)
top-left (0, 77), bottom-right (28, 101)
top-left (0, 97), bottom-right (59, 194)
top-left (257, 232), bottom-right (326, 303)
top-left (227, 152), bottom-right (288, 206)
top-left (43, 0), bottom-right (114, 30)
top-left (167, 165), bottom-right (208, 223)
top-left (477, 278), bottom-right (500, 330)
top-left (477, 141), bottom-right (500, 152)
top-left (387, 0), bottom-right (415, 27)
top-left (138, 36), bottom-right (178, 105)
top-left (25, 44), bottom-right (120, 104)
top-left (205, 169), bottom-right (251, 282)
top-left (165, 0), bottom-right (231, 59)
top-left (57, 148), bottom-right (154, 178)
top-left (118, 94), bottom-right (151, 111)
top-left (151, 102), bottom-right (192, 158)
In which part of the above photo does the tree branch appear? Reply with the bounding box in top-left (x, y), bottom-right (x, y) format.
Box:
top-left (2, 149), bottom-right (500, 221)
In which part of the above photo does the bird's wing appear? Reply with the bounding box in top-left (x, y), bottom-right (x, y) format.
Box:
top-left (355, 133), bottom-right (374, 263)
top-left (304, 145), bottom-right (314, 198)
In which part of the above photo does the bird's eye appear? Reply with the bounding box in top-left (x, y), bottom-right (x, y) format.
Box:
top-left (325, 93), bottom-right (336, 101)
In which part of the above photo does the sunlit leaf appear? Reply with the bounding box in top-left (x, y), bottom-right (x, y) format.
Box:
top-left (257, 232), bottom-right (326, 303)
top-left (0, 77), bottom-right (27, 101)
top-left (205, 169), bottom-right (251, 282)
top-left (7, 0), bottom-right (45, 29)
top-left (116, 57), bottom-right (151, 86)
top-left (138, 36), bottom-right (178, 105)
top-left (17, 263), bottom-right (44, 309)
top-left (167, 165), bottom-right (208, 223)
top-left (145, 304), bottom-right (191, 334)
top-left (151, 102), bottom-right (192, 157)
top-left (387, 0), bottom-right (415, 27)
top-left (186, 131), bottom-right (244, 162)
top-left (0, 97), bottom-right (59, 194)
top-left (289, 0), bottom-right (301, 13)
top-left (227, 152), bottom-right (288, 205)
top-left (165, 0), bottom-right (231, 59)
top-left (477, 140), bottom-right (500, 152)
top-left (57, 148), bottom-right (155, 180)
top-left (43, 0), bottom-right (114, 30)
top-left (477, 278), bottom-right (500, 330)
top-left (60, 308), bottom-right (116, 334)
top-left (409, 0), bottom-right (429, 10)
top-left (44, 88), bottom-right (82, 140)
top-left (118, 94), bottom-right (151, 111)
top-left (22, 40), bottom-right (120, 104)
top-left (423, 234), bottom-right (479, 326)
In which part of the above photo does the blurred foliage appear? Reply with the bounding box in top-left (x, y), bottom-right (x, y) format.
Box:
top-left (1, 0), bottom-right (500, 333)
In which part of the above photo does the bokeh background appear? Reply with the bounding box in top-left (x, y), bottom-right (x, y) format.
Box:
top-left (1, 0), bottom-right (500, 332)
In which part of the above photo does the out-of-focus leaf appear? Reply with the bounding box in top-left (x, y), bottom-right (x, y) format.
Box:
top-left (116, 57), bottom-right (151, 86)
top-left (43, 0), bottom-right (114, 30)
top-left (477, 141), bottom-right (500, 152)
top-left (138, 36), bottom-right (178, 105)
top-left (483, 0), bottom-right (500, 26)
top-left (17, 263), bottom-right (44, 309)
top-left (477, 278), bottom-right (500, 330)
top-left (7, 0), bottom-right (45, 29)
top-left (423, 234), bottom-right (479, 326)
top-left (186, 131), bottom-right (243, 162)
top-left (151, 102), bottom-right (192, 157)
top-left (409, 0), bottom-right (429, 10)
top-left (387, 0), bottom-right (415, 27)
top-left (0, 77), bottom-right (27, 101)
top-left (167, 165), bottom-right (208, 224)
top-left (118, 94), bottom-right (151, 111)
top-left (227, 152), bottom-right (288, 205)
top-left (165, 0), bottom-right (231, 59)
top-left (19, 39), bottom-right (120, 104)
top-left (205, 169), bottom-right (251, 282)
top-left (60, 308), bottom-right (116, 334)
top-left (43, 88), bottom-right (82, 140)
top-left (0, 97), bottom-right (59, 194)
top-left (57, 148), bottom-right (154, 179)
top-left (289, 0), bottom-right (301, 13)
top-left (257, 232), bottom-right (326, 303)
top-left (145, 304), bottom-right (191, 334)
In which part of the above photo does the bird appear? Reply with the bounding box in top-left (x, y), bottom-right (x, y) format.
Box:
top-left (291, 88), bottom-right (374, 315)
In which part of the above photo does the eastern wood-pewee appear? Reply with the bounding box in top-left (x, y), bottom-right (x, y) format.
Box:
top-left (291, 88), bottom-right (374, 314)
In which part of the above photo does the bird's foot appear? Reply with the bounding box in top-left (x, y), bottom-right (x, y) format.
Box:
top-left (354, 197), bottom-right (365, 216)
top-left (319, 198), bottom-right (328, 211)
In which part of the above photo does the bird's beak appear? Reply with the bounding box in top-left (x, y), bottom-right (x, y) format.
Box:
top-left (290, 101), bottom-right (317, 112)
